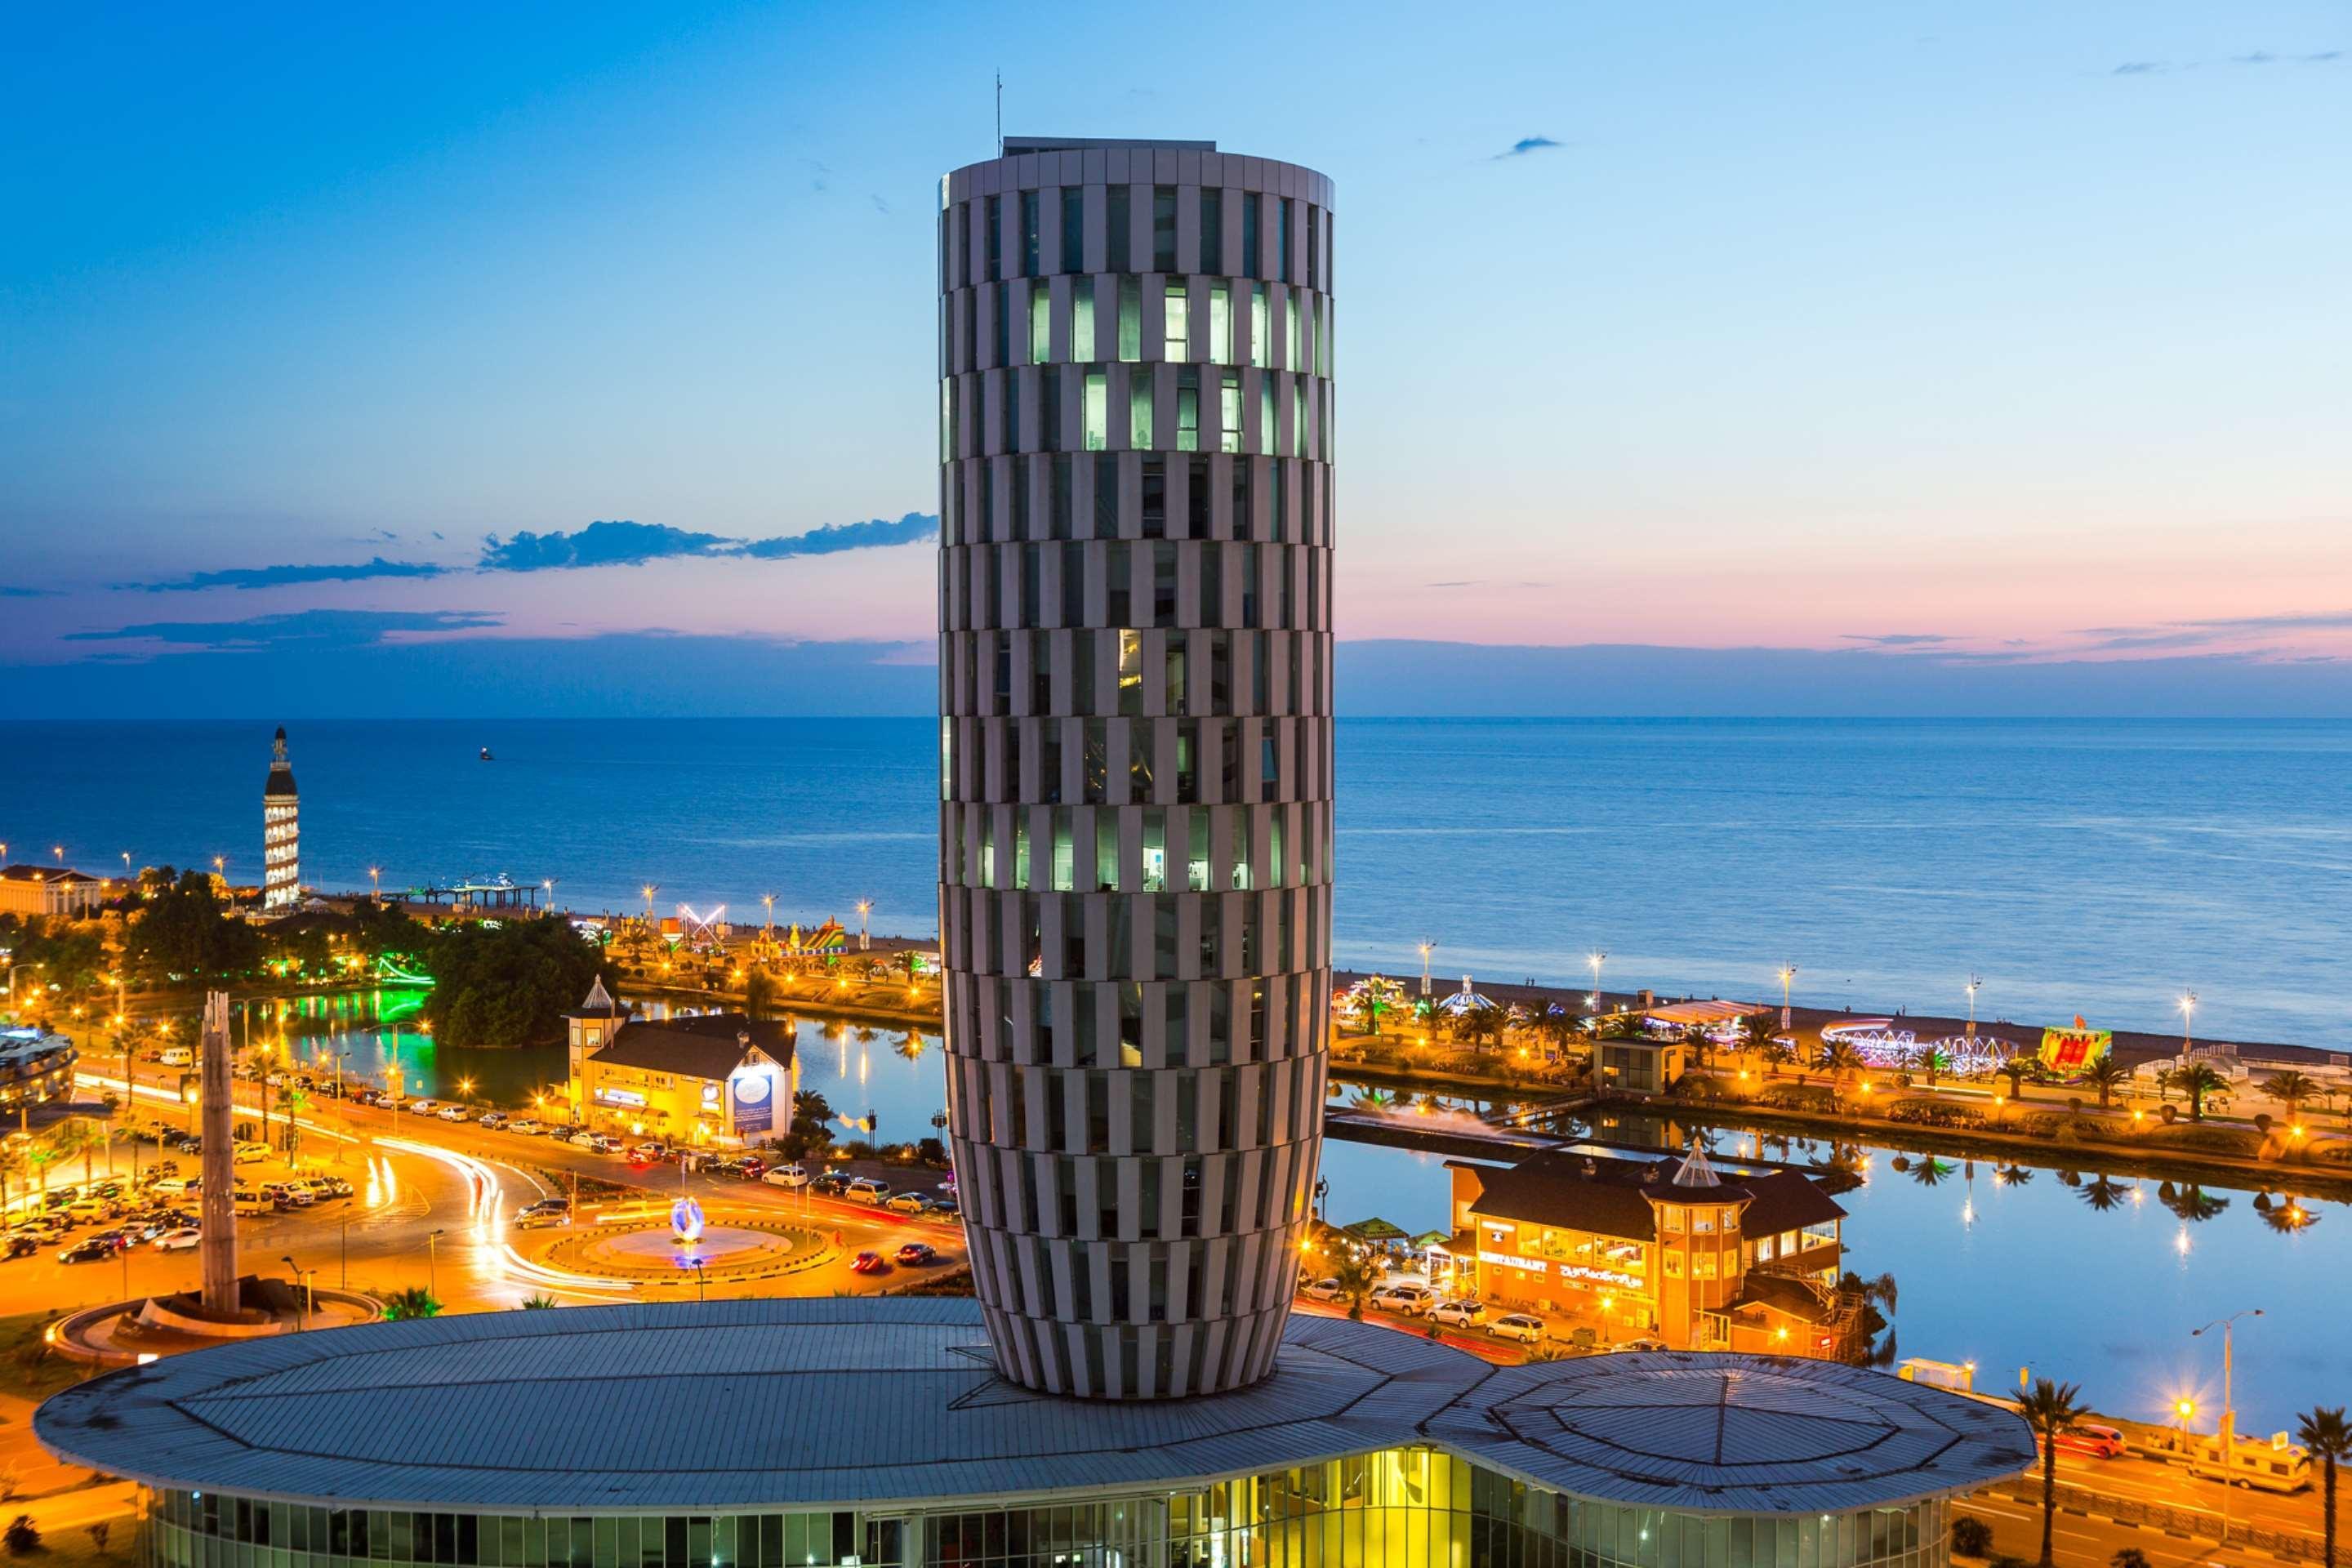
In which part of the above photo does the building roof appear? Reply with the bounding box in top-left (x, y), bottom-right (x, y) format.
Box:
top-left (1463, 1151), bottom-right (1846, 1242)
top-left (1002, 136), bottom-right (1217, 154)
top-left (587, 1012), bottom-right (791, 1080)
top-left (33, 1299), bottom-right (2031, 1517)
top-left (1647, 1000), bottom-right (1767, 1027)
top-left (1, 865), bottom-right (101, 886)
top-left (565, 977), bottom-right (621, 1019)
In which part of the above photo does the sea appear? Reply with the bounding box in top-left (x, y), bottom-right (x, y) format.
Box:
top-left (6, 717), bottom-right (2348, 1049)
top-left (7, 716), bottom-right (2351, 1428)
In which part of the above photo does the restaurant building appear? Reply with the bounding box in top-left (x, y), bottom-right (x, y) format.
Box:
top-left (1449, 1146), bottom-right (1863, 1357)
top-left (34, 1298), bottom-right (2034, 1568)
top-left (564, 982), bottom-right (794, 1146)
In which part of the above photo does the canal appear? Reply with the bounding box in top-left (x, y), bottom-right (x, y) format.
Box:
top-left (270, 990), bottom-right (2348, 1433)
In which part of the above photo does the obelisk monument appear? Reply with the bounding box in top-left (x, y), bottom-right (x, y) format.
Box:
top-left (198, 991), bottom-right (238, 1315)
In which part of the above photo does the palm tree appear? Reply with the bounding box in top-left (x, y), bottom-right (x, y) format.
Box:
top-left (518, 1294), bottom-right (561, 1311)
top-left (1998, 1054), bottom-right (2033, 1099)
top-left (2017, 1378), bottom-right (2089, 1568)
top-left (1909, 1044), bottom-right (1949, 1090)
top-left (2171, 1062), bottom-right (2227, 1122)
top-left (1819, 1041), bottom-right (1864, 1105)
top-left (2077, 1176), bottom-right (2130, 1212)
top-left (2295, 1405), bottom-right (2349, 1568)
top-left (1327, 1251), bottom-right (1376, 1321)
top-left (1994, 1162), bottom-right (2035, 1188)
top-left (1758, 1039), bottom-right (1796, 1078)
top-left (1906, 1155), bottom-right (1954, 1188)
top-left (0, 1144), bottom-right (22, 1216)
top-left (2159, 1182), bottom-right (2230, 1223)
top-left (381, 1287), bottom-right (442, 1321)
top-left (2262, 1071), bottom-right (2319, 1122)
top-left (2080, 1057), bottom-right (2132, 1110)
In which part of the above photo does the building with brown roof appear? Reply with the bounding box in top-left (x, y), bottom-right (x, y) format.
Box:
top-left (562, 980), bottom-right (795, 1146)
top-left (1448, 1145), bottom-right (1865, 1357)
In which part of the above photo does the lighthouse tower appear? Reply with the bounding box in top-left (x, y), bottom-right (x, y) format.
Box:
top-left (262, 726), bottom-right (300, 911)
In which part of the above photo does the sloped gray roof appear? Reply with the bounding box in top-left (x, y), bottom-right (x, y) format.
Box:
top-left (33, 1300), bottom-right (2029, 1517)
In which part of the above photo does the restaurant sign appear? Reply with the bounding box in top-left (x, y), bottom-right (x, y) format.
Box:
top-left (1480, 1253), bottom-right (1643, 1291)
top-left (2038, 1020), bottom-right (2114, 1072)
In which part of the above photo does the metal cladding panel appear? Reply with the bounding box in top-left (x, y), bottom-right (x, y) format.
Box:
top-left (37, 1303), bottom-right (2032, 1517)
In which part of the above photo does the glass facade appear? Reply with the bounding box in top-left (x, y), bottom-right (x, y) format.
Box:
top-left (143, 1452), bottom-right (1945, 1568)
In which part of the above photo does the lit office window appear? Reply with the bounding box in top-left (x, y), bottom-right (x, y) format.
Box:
top-left (1208, 283), bottom-right (1231, 366)
top-left (1259, 376), bottom-right (1275, 456)
top-left (1118, 276), bottom-right (1141, 362)
top-left (1175, 369), bottom-right (1200, 453)
top-left (1165, 283), bottom-right (1189, 360)
top-left (1130, 376), bottom-right (1154, 448)
top-left (1084, 372), bottom-right (1107, 452)
top-left (1219, 374), bottom-right (1241, 455)
top-left (1250, 284), bottom-right (1268, 368)
top-left (1073, 277), bottom-right (1096, 362)
top-left (1030, 287), bottom-right (1050, 364)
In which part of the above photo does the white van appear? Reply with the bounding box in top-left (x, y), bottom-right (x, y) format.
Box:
top-left (159, 1047), bottom-right (194, 1068)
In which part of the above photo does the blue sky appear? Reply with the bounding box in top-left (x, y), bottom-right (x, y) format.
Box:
top-left (5, 2), bottom-right (2349, 714)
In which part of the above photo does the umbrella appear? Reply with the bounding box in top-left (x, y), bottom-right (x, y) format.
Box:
top-left (1344, 1217), bottom-right (1410, 1243)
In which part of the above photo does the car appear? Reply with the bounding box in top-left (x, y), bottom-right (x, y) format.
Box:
top-left (64, 1199), bottom-right (118, 1225)
top-left (764, 1164), bottom-right (811, 1189)
top-left (476, 1111), bottom-right (508, 1130)
top-left (845, 1178), bottom-right (892, 1205)
top-left (1367, 1281), bottom-right (1436, 1314)
top-left (265, 1071), bottom-right (287, 1088)
top-left (353, 1089), bottom-right (385, 1107)
top-left (147, 1176), bottom-right (195, 1196)
top-left (570, 1132), bottom-right (621, 1153)
top-left (927, 1192), bottom-right (961, 1218)
top-left (2052, 1423), bottom-right (2127, 1460)
top-left (809, 1173), bottom-right (851, 1197)
top-left (1428, 1299), bottom-right (1488, 1330)
top-left (729, 1155), bottom-right (767, 1180)
top-left (42, 1188), bottom-right (78, 1210)
top-left (149, 1225), bottom-right (202, 1251)
top-left (895, 1241), bottom-right (938, 1266)
top-left (515, 1203), bottom-right (572, 1230)
top-left (849, 1250), bottom-right (890, 1274)
top-left (884, 1192), bottom-right (931, 1214)
top-left (506, 1117), bottom-right (543, 1135)
top-left (314, 1176), bottom-right (354, 1200)
top-left (626, 1143), bottom-right (673, 1165)
top-left (2, 1236), bottom-right (38, 1261)
top-left (1616, 1337), bottom-right (1669, 1354)
top-left (1488, 1313), bottom-right (1549, 1344)
top-left (1301, 1277), bottom-right (1343, 1303)
top-left (88, 1227), bottom-right (141, 1250)
top-left (158, 1047), bottom-right (193, 1068)
top-left (233, 1142), bottom-right (270, 1165)
top-left (438, 1104), bottom-right (472, 1123)
top-left (408, 1099), bottom-right (441, 1116)
top-left (232, 1188), bottom-right (272, 1217)
top-left (59, 1238), bottom-right (122, 1264)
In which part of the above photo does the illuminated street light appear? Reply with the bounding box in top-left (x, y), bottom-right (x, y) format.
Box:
top-left (2191, 1307), bottom-right (2262, 1475)
top-left (856, 899), bottom-right (872, 951)
top-left (1587, 950), bottom-right (1606, 1011)
top-left (1965, 974), bottom-right (1982, 1040)
top-left (1418, 939), bottom-right (1437, 999)
top-left (1777, 964), bottom-right (1798, 1033)
top-left (369, 866), bottom-right (381, 902)
top-left (2179, 991), bottom-right (2198, 1055)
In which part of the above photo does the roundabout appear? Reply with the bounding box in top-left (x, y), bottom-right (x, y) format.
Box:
top-left (523, 1207), bottom-right (836, 1288)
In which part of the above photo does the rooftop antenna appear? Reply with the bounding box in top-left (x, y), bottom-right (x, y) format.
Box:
top-left (995, 70), bottom-right (1003, 155)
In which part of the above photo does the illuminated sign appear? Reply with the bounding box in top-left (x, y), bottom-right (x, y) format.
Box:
top-left (730, 1070), bottom-right (775, 1134)
top-left (2038, 1023), bottom-right (2113, 1072)
top-left (1478, 1253), bottom-right (1643, 1290)
top-left (595, 1088), bottom-right (647, 1107)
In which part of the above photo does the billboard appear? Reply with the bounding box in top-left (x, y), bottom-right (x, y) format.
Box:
top-left (2038, 1020), bottom-right (2114, 1072)
top-left (729, 1070), bottom-right (776, 1135)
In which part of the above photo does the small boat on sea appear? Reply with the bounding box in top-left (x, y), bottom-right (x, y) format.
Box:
top-left (479, 746), bottom-right (495, 761)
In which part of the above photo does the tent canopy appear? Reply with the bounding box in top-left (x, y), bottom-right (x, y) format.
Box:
top-left (1646, 1000), bottom-right (1767, 1027)
top-left (1344, 1217), bottom-right (1410, 1243)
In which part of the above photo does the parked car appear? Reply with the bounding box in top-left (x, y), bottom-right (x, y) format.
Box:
top-left (1368, 1281), bottom-right (1436, 1315)
top-left (849, 1250), bottom-right (890, 1274)
top-left (64, 1198), bottom-right (120, 1225)
top-left (475, 1111), bottom-right (507, 1129)
top-left (148, 1176), bottom-right (196, 1196)
top-left (1616, 1338), bottom-right (1669, 1353)
top-left (570, 1132), bottom-right (621, 1154)
top-left (2, 1236), bottom-right (38, 1261)
top-left (809, 1173), bottom-right (851, 1197)
top-left (764, 1164), bottom-right (810, 1189)
top-left (233, 1142), bottom-right (270, 1165)
top-left (1301, 1277), bottom-right (1343, 1303)
top-left (438, 1104), bottom-right (471, 1123)
top-left (158, 1047), bottom-right (193, 1068)
top-left (149, 1225), bottom-right (203, 1251)
top-left (59, 1238), bottom-right (122, 1264)
top-left (884, 1192), bottom-right (931, 1214)
top-left (408, 1099), bottom-right (441, 1116)
top-left (232, 1188), bottom-right (272, 1217)
top-left (314, 1176), bottom-right (354, 1200)
top-left (1489, 1314), bottom-right (1549, 1344)
top-left (895, 1241), bottom-right (938, 1266)
top-left (1428, 1299), bottom-right (1488, 1330)
top-left (845, 1178), bottom-right (892, 1205)
top-left (927, 1192), bottom-right (961, 1218)
top-left (2052, 1423), bottom-right (2127, 1460)
top-left (729, 1155), bottom-right (768, 1180)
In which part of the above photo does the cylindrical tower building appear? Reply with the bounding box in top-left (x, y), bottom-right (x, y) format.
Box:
top-left (262, 725), bottom-right (299, 911)
top-left (937, 138), bottom-right (1336, 1399)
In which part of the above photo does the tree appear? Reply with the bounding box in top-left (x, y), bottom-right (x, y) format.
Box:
top-left (2109, 1551), bottom-right (2150, 1568)
top-left (2295, 1405), bottom-right (2350, 1568)
top-left (2079, 1057), bottom-right (2131, 1110)
top-left (1326, 1251), bottom-right (1376, 1321)
top-left (1447, 1003), bottom-right (1510, 1054)
top-left (2016, 1378), bottom-right (2088, 1568)
top-left (126, 871), bottom-right (261, 981)
top-left (1949, 1516), bottom-right (1993, 1559)
top-left (1998, 1055), bottom-right (2034, 1100)
top-left (420, 918), bottom-right (612, 1047)
top-left (1758, 1038), bottom-right (1795, 1077)
top-left (2171, 1062), bottom-right (2227, 1123)
top-left (744, 968), bottom-right (779, 1018)
top-left (1909, 1044), bottom-right (1949, 1091)
top-left (519, 1294), bottom-right (561, 1311)
top-left (382, 1287), bottom-right (442, 1321)
top-left (2262, 1071), bottom-right (2319, 1122)
top-left (1819, 1041), bottom-right (1864, 1106)
top-left (2, 1516), bottom-right (37, 1556)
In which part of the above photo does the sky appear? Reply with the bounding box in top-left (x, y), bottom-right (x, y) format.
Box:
top-left (4, 1), bottom-right (2349, 715)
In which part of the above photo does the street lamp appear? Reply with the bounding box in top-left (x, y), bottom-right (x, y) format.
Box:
top-left (856, 900), bottom-right (872, 951)
top-left (1587, 950), bottom-right (1606, 1011)
top-left (1965, 974), bottom-right (1982, 1040)
top-left (426, 1227), bottom-right (446, 1298)
top-left (369, 866), bottom-right (381, 903)
top-left (2191, 1307), bottom-right (2262, 1472)
top-left (760, 893), bottom-right (775, 933)
top-left (281, 1255), bottom-right (314, 1330)
top-left (2175, 1397), bottom-right (2196, 1453)
top-left (1418, 940), bottom-right (1436, 999)
top-left (642, 884), bottom-right (657, 920)
top-left (2179, 991), bottom-right (2198, 1056)
top-left (1777, 965), bottom-right (1798, 1033)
